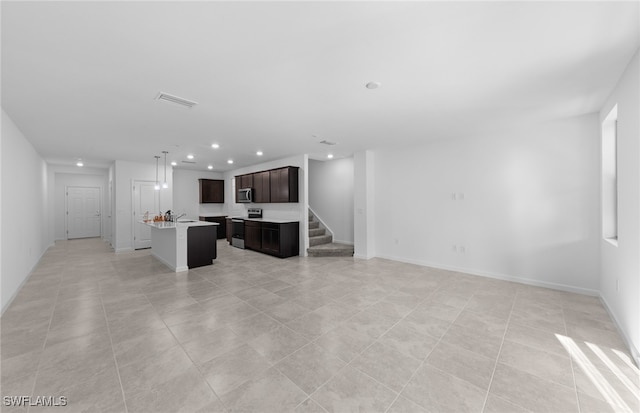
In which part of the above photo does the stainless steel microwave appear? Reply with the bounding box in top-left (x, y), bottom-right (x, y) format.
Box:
top-left (237, 187), bottom-right (253, 203)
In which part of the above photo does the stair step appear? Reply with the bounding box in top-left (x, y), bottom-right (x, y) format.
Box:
top-left (308, 221), bottom-right (319, 229)
top-left (307, 242), bottom-right (354, 257)
top-left (309, 228), bottom-right (325, 237)
top-left (309, 234), bottom-right (332, 246)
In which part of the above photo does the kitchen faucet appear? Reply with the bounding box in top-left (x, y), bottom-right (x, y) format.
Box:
top-left (175, 213), bottom-right (187, 221)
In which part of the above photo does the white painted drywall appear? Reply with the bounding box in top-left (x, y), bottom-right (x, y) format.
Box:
top-left (1, 109), bottom-right (50, 313)
top-left (113, 160), bottom-right (173, 252)
top-left (308, 158), bottom-right (354, 244)
top-left (354, 150), bottom-right (376, 259)
top-left (373, 114), bottom-right (601, 294)
top-left (108, 164), bottom-right (115, 248)
top-left (172, 169), bottom-right (225, 220)
top-left (224, 154), bottom-right (309, 255)
top-left (599, 49), bottom-right (640, 363)
top-left (50, 169), bottom-right (108, 240)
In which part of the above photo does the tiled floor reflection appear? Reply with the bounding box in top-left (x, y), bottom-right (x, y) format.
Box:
top-left (1, 238), bottom-right (638, 412)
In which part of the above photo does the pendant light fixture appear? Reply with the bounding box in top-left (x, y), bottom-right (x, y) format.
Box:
top-left (162, 151), bottom-right (169, 189)
top-left (154, 156), bottom-right (161, 190)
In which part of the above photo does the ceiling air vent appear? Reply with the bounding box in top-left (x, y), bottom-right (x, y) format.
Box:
top-left (182, 160), bottom-right (196, 164)
top-left (155, 92), bottom-right (198, 109)
top-left (319, 140), bottom-right (337, 146)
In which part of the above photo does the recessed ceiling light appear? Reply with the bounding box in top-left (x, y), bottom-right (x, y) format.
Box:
top-left (256, 151), bottom-right (263, 156)
top-left (227, 159), bottom-right (234, 164)
top-left (187, 154), bottom-right (194, 159)
top-left (207, 165), bottom-right (213, 170)
top-left (211, 143), bottom-right (220, 149)
top-left (365, 81), bottom-right (381, 89)
top-left (76, 161), bottom-right (83, 167)
top-left (327, 154), bottom-right (334, 159)
top-left (171, 161), bottom-right (177, 166)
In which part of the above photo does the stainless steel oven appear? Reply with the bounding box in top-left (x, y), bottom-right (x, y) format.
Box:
top-left (231, 218), bottom-right (245, 249)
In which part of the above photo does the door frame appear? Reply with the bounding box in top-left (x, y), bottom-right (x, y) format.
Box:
top-left (131, 180), bottom-right (159, 249)
top-left (65, 185), bottom-right (102, 240)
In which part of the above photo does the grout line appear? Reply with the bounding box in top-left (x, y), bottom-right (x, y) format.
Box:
top-left (99, 288), bottom-right (129, 413)
top-left (381, 287), bottom-right (467, 413)
top-left (156, 310), bottom-right (231, 412)
top-left (561, 303), bottom-right (584, 413)
top-left (299, 284), bottom-right (444, 412)
top-left (25, 264), bottom-right (64, 413)
top-left (478, 290), bottom-right (517, 413)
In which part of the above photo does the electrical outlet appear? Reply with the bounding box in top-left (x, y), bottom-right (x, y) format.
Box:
top-left (451, 193), bottom-right (457, 200)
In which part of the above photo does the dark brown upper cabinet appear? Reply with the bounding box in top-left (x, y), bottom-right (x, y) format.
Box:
top-left (237, 174), bottom-right (253, 189)
top-left (234, 166), bottom-right (298, 203)
top-left (270, 166), bottom-right (299, 203)
top-left (198, 179), bottom-right (224, 203)
top-left (253, 170), bottom-right (271, 203)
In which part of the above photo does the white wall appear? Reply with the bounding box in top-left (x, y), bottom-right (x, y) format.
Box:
top-left (354, 150), bottom-right (376, 259)
top-left (49, 168), bottom-right (108, 240)
top-left (113, 160), bottom-right (173, 252)
top-left (373, 114), bottom-right (601, 294)
top-left (599, 49), bottom-right (640, 363)
top-left (172, 169), bottom-right (225, 219)
top-left (309, 158), bottom-right (354, 244)
top-left (108, 164), bottom-right (115, 247)
top-left (1, 109), bottom-right (50, 312)
top-left (224, 155), bottom-right (309, 255)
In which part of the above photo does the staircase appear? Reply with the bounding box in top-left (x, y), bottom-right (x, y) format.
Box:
top-left (307, 210), bottom-right (354, 257)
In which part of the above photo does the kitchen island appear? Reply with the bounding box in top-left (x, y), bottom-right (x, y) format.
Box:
top-left (143, 220), bottom-right (218, 272)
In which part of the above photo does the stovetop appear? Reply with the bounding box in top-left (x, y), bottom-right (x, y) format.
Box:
top-left (247, 208), bottom-right (263, 218)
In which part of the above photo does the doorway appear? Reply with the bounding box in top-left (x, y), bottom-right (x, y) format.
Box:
top-left (132, 180), bottom-right (159, 249)
top-left (66, 186), bottom-right (101, 239)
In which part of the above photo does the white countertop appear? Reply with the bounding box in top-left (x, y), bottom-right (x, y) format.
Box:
top-left (229, 217), bottom-right (299, 224)
top-left (142, 220), bottom-right (218, 229)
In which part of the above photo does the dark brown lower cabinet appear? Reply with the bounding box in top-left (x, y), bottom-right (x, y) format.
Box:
top-left (226, 218), bottom-right (232, 243)
top-left (261, 223), bottom-right (280, 255)
top-left (243, 220), bottom-right (298, 258)
top-left (244, 221), bottom-right (262, 251)
top-left (199, 216), bottom-right (227, 239)
top-left (187, 226), bottom-right (217, 269)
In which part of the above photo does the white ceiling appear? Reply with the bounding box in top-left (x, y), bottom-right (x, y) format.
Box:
top-left (2, 1), bottom-right (638, 171)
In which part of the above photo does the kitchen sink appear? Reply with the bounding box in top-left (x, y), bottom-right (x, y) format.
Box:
top-left (177, 220), bottom-right (198, 223)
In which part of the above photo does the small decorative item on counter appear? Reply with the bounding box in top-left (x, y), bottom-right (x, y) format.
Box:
top-left (143, 211), bottom-right (150, 222)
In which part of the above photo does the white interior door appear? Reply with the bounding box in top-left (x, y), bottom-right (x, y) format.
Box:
top-left (133, 181), bottom-right (158, 249)
top-left (67, 186), bottom-right (101, 239)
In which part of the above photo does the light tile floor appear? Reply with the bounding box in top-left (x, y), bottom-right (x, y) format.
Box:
top-left (1, 238), bottom-right (638, 413)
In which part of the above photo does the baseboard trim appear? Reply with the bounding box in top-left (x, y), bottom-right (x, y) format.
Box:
top-left (1, 242), bottom-right (54, 315)
top-left (150, 252), bottom-right (187, 273)
top-left (114, 247), bottom-right (134, 254)
top-left (599, 295), bottom-right (640, 367)
top-left (333, 239), bottom-right (354, 246)
top-left (375, 253), bottom-right (600, 296)
top-left (353, 253), bottom-right (375, 260)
